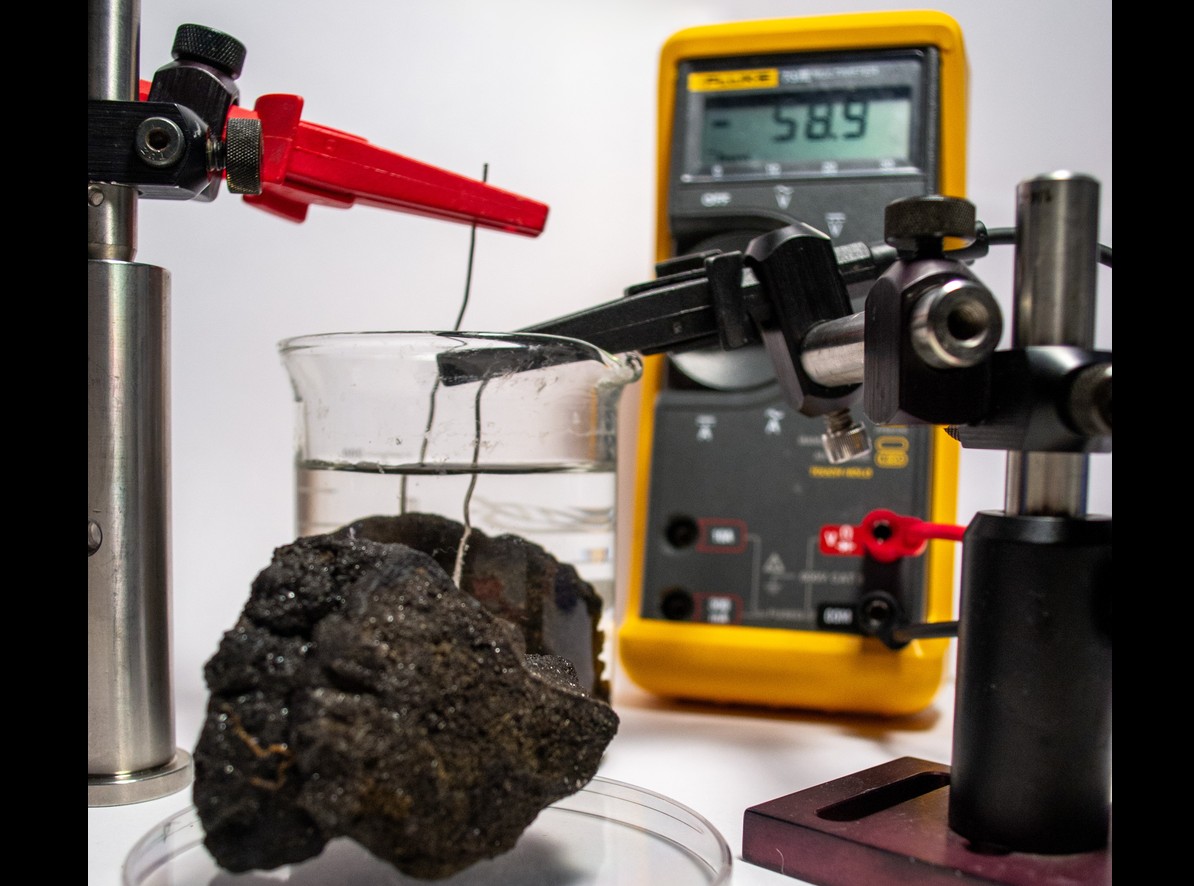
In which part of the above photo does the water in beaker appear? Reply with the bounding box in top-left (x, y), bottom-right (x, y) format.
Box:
top-left (280, 331), bottom-right (641, 699)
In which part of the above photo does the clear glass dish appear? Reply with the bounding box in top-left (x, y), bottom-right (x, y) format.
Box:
top-left (124, 775), bottom-right (732, 885)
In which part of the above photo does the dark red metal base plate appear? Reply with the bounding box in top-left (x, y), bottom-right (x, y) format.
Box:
top-left (743, 757), bottom-right (1111, 885)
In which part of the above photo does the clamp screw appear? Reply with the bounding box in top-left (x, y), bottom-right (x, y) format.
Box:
top-left (821, 408), bottom-right (871, 464)
top-left (885, 195), bottom-right (976, 255)
top-left (171, 23), bottom-right (247, 79)
top-left (135, 116), bottom-right (185, 167)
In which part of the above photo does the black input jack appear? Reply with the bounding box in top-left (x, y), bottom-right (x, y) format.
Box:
top-left (660, 588), bottom-right (695, 621)
top-left (665, 515), bottom-right (699, 548)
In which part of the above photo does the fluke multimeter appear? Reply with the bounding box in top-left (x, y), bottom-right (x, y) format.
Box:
top-left (618, 11), bottom-right (967, 716)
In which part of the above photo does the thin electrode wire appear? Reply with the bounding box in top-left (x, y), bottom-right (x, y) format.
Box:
top-left (453, 163), bottom-right (488, 331)
top-left (399, 375), bottom-right (440, 513)
top-left (453, 377), bottom-right (489, 587)
top-left (400, 162), bottom-right (489, 516)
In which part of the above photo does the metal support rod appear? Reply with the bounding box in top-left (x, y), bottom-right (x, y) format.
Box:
top-left (1004, 172), bottom-right (1101, 518)
top-left (800, 312), bottom-right (866, 387)
top-left (88, 0), bottom-right (138, 262)
top-left (800, 277), bottom-right (1001, 389)
top-left (88, 0), bottom-right (192, 806)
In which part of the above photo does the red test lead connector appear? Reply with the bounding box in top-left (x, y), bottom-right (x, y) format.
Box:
top-left (819, 508), bottom-right (965, 563)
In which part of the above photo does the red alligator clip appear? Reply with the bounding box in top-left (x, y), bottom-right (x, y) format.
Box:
top-left (819, 509), bottom-right (965, 563)
top-left (139, 81), bottom-right (548, 236)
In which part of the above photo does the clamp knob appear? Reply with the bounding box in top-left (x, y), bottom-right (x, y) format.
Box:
top-left (884, 195), bottom-right (976, 255)
top-left (221, 115), bottom-right (263, 195)
top-left (171, 23), bottom-right (247, 79)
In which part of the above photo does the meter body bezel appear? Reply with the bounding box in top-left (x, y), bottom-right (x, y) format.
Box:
top-left (618, 11), bottom-right (968, 716)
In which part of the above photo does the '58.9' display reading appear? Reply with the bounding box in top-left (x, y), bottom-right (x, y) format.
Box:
top-left (700, 88), bottom-right (912, 169)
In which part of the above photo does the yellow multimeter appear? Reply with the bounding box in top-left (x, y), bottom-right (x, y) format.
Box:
top-left (618, 11), bottom-right (967, 716)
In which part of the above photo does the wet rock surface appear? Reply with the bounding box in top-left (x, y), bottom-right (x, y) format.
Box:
top-left (193, 530), bottom-right (619, 879)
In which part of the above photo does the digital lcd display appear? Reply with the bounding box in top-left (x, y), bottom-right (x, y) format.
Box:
top-left (700, 88), bottom-right (913, 168)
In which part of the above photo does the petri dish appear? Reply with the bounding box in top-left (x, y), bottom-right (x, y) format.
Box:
top-left (124, 776), bottom-right (732, 885)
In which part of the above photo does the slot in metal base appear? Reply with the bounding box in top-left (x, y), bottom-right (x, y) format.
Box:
top-left (742, 757), bottom-right (1111, 886)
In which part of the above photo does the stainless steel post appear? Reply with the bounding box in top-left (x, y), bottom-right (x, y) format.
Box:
top-left (1004, 172), bottom-right (1101, 517)
top-left (88, 0), bottom-right (192, 806)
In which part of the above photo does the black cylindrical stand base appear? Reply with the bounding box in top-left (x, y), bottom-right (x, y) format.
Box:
top-left (949, 511), bottom-right (1112, 854)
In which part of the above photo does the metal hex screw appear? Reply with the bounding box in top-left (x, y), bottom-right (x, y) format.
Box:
top-left (135, 116), bottom-right (185, 167)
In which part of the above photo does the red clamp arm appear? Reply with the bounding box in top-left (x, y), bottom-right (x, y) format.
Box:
top-left (819, 508), bottom-right (965, 563)
top-left (139, 82), bottom-right (548, 236)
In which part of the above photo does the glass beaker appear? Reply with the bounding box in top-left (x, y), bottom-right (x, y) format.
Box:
top-left (279, 331), bottom-right (641, 701)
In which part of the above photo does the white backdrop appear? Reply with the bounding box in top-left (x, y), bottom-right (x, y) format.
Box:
top-left (130, 0), bottom-right (1112, 725)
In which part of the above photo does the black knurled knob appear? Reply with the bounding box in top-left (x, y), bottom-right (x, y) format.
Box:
top-left (885, 195), bottom-right (976, 253)
top-left (172, 23), bottom-right (247, 79)
top-left (223, 116), bottom-right (263, 195)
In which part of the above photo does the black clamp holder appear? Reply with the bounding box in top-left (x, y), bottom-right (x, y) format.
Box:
top-left (87, 23), bottom-right (263, 202)
top-left (526, 199), bottom-right (1004, 464)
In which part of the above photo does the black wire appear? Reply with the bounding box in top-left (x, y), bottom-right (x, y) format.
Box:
top-left (453, 162), bottom-right (489, 331)
top-left (891, 621), bottom-right (959, 644)
top-left (984, 226), bottom-right (1112, 269)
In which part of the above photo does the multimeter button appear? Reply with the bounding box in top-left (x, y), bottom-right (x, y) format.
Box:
top-left (660, 589), bottom-right (695, 621)
top-left (664, 516), bottom-right (699, 549)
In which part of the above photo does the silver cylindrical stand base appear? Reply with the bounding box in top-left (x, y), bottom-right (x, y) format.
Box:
top-left (88, 750), bottom-right (194, 807)
top-left (88, 258), bottom-right (192, 805)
